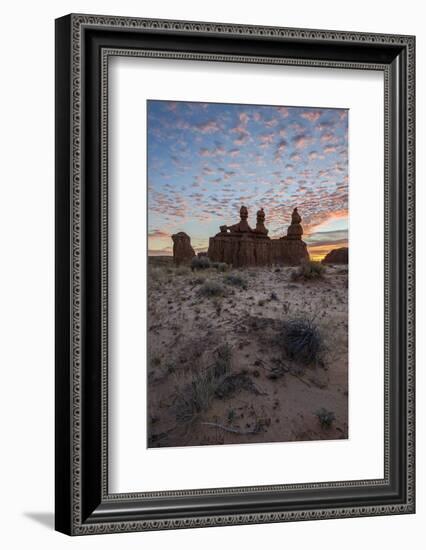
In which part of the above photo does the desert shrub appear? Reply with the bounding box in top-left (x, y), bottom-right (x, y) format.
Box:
top-left (270, 291), bottom-right (278, 301)
top-left (191, 256), bottom-right (211, 270)
top-left (198, 280), bottom-right (225, 298)
top-left (216, 262), bottom-right (228, 272)
top-left (174, 369), bottom-right (217, 423)
top-left (174, 346), bottom-right (232, 423)
top-left (213, 342), bottom-right (232, 378)
top-left (227, 408), bottom-right (236, 424)
top-left (166, 361), bottom-right (177, 374)
top-left (223, 273), bottom-right (247, 289)
top-left (315, 407), bottom-right (335, 428)
top-left (282, 319), bottom-right (321, 364)
top-left (292, 260), bottom-right (325, 281)
top-left (151, 355), bottom-right (161, 367)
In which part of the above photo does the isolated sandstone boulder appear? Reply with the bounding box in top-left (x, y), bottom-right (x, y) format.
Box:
top-left (322, 247), bottom-right (348, 265)
top-left (171, 232), bottom-right (195, 265)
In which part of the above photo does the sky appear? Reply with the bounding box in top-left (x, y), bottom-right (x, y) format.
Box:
top-left (147, 100), bottom-right (348, 261)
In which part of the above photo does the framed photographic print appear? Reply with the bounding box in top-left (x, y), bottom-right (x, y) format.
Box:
top-left (55, 14), bottom-right (415, 535)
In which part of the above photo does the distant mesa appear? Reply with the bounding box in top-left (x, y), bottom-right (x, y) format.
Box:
top-left (171, 231), bottom-right (195, 266)
top-left (322, 247), bottom-right (348, 265)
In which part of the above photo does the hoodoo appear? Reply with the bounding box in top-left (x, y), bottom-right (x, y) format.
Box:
top-left (207, 206), bottom-right (309, 267)
top-left (171, 232), bottom-right (195, 266)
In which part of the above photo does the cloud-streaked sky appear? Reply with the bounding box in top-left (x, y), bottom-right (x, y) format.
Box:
top-left (147, 100), bottom-right (348, 260)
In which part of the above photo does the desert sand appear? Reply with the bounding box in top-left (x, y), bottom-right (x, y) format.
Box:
top-left (147, 257), bottom-right (348, 448)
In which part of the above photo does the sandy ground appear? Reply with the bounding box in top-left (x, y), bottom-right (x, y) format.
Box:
top-left (147, 257), bottom-right (348, 448)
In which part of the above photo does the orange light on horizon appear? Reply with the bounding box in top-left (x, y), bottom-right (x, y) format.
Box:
top-left (308, 241), bottom-right (348, 262)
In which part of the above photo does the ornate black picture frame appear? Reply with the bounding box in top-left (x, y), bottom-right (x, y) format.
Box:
top-left (55, 14), bottom-right (415, 535)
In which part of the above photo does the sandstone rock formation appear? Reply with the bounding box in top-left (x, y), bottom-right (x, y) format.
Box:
top-left (225, 205), bottom-right (252, 233)
top-left (271, 239), bottom-right (309, 267)
top-left (255, 208), bottom-right (268, 235)
top-left (171, 232), bottom-right (195, 265)
top-left (285, 207), bottom-right (304, 240)
top-left (273, 206), bottom-right (309, 266)
top-left (322, 247), bottom-right (348, 265)
top-left (207, 206), bottom-right (309, 267)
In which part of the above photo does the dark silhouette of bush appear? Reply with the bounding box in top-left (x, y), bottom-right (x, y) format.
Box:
top-left (191, 256), bottom-right (211, 270)
top-left (197, 280), bottom-right (225, 298)
top-left (291, 260), bottom-right (325, 281)
top-left (315, 407), bottom-right (335, 428)
top-left (223, 273), bottom-right (247, 289)
top-left (282, 318), bottom-right (321, 364)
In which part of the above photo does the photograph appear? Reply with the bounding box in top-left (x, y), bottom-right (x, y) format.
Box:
top-left (147, 100), bottom-right (349, 448)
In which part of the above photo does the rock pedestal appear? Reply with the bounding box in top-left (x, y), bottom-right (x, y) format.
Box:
top-left (273, 207), bottom-right (309, 265)
top-left (171, 232), bottom-right (195, 265)
top-left (207, 206), bottom-right (309, 267)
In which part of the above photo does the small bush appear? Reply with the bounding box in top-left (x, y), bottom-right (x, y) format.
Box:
top-left (282, 319), bottom-right (321, 364)
top-left (223, 273), bottom-right (247, 289)
top-left (174, 370), bottom-right (216, 423)
top-left (315, 407), bottom-right (335, 428)
top-left (198, 280), bottom-right (225, 298)
top-left (292, 261), bottom-right (325, 281)
top-left (174, 344), bottom-right (232, 424)
top-left (270, 291), bottom-right (278, 301)
top-left (210, 261), bottom-right (228, 272)
top-left (191, 256), bottom-right (211, 270)
top-left (227, 408), bottom-right (236, 424)
top-left (213, 343), bottom-right (232, 378)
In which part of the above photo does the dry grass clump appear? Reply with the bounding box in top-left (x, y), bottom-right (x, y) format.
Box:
top-left (197, 280), bottom-right (225, 298)
top-left (211, 261), bottom-right (228, 272)
top-left (282, 318), bottom-right (321, 365)
top-left (191, 256), bottom-right (211, 270)
top-left (315, 407), bottom-right (335, 428)
top-left (174, 343), bottom-right (232, 423)
top-left (291, 260), bottom-right (325, 281)
top-left (223, 273), bottom-right (247, 289)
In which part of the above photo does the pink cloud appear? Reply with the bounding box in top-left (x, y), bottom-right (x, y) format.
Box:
top-left (300, 110), bottom-right (322, 122)
top-left (277, 107), bottom-right (289, 117)
top-left (324, 146), bottom-right (337, 154)
top-left (196, 120), bottom-right (220, 133)
top-left (234, 133), bottom-right (249, 146)
top-left (274, 139), bottom-right (288, 161)
top-left (259, 132), bottom-right (275, 146)
top-left (199, 145), bottom-right (225, 157)
top-left (320, 132), bottom-right (339, 144)
top-left (264, 118), bottom-right (278, 128)
top-left (293, 133), bottom-right (313, 150)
